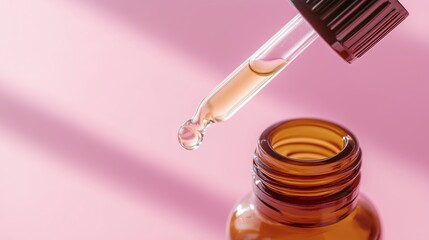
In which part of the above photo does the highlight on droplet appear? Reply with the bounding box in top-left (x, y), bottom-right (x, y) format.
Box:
top-left (178, 120), bottom-right (204, 150)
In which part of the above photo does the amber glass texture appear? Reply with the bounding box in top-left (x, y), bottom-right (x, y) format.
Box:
top-left (228, 119), bottom-right (381, 240)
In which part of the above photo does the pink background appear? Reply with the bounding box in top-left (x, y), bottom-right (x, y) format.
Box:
top-left (0, 0), bottom-right (427, 239)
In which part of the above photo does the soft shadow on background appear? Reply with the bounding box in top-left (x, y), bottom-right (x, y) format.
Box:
top-left (0, 86), bottom-right (230, 232)
top-left (81, 0), bottom-right (293, 72)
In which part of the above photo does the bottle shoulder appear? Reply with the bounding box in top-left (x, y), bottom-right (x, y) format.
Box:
top-left (227, 194), bottom-right (381, 240)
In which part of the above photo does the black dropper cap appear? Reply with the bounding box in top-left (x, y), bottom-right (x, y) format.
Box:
top-left (290, 0), bottom-right (409, 63)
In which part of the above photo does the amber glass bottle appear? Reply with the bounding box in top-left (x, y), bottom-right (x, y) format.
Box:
top-left (227, 119), bottom-right (381, 240)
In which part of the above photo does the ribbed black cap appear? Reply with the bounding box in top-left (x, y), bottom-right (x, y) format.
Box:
top-left (290, 0), bottom-right (409, 63)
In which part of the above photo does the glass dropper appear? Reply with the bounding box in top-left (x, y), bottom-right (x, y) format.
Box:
top-left (178, 0), bottom-right (409, 150)
top-left (178, 14), bottom-right (318, 150)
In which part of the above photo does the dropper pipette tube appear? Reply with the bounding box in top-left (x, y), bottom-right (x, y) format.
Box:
top-left (178, 14), bottom-right (318, 150)
top-left (178, 0), bottom-right (409, 150)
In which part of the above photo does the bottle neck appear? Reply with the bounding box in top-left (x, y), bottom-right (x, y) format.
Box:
top-left (252, 119), bottom-right (361, 227)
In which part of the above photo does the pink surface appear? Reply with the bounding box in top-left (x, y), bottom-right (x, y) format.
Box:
top-left (0, 0), bottom-right (428, 239)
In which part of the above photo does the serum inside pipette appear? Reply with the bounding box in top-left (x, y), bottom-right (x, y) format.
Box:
top-left (178, 58), bottom-right (288, 150)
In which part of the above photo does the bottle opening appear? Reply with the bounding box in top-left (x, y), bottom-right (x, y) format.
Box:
top-left (269, 124), bottom-right (345, 161)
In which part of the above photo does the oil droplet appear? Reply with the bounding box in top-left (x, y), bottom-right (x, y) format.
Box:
top-left (178, 120), bottom-right (204, 150)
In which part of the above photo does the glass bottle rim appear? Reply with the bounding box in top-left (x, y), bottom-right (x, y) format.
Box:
top-left (258, 118), bottom-right (359, 166)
